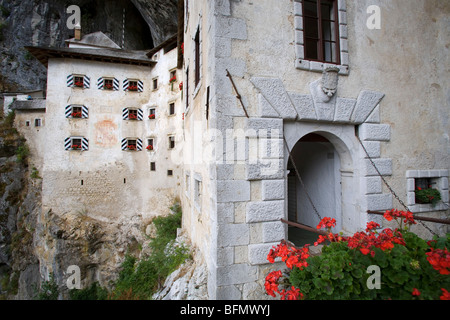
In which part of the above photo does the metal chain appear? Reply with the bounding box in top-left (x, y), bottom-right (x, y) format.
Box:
top-left (356, 135), bottom-right (438, 236)
top-left (356, 135), bottom-right (410, 211)
top-left (283, 137), bottom-right (323, 222)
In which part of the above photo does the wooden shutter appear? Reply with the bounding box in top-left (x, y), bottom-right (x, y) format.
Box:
top-left (121, 138), bottom-right (128, 150)
top-left (83, 76), bottom-right (90, 88)
top-left (81, 105), bottom-right (89, 118)
top-left (64, 137), bottom-right (72, 150)
top-left (67, 75), bottom-right (74, 87)
top-left (97, 77), bottom-right (104, 89)
top-left (137, 109), bottom-right (143, 121)
top-left (137, 80), bottom-right (144, 92)
top-left (123, 79), bottom-right (129, 91)
top-left (113, 78), bottom-right (120, 91)
top-left (65, 105), bottom-right (72, 118)
top-left (136, 138), bottom-right (143, 151)
top-left (122, 108), bottom-right (129, 120)
top-left (81, 137), bottom-right (89, 151)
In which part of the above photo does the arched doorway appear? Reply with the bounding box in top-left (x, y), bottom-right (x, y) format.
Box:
top-left (287, 133), bottom-right (343, 245)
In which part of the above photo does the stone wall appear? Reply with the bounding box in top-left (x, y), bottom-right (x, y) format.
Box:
top-left (181, 0), bottom-right (449, 300)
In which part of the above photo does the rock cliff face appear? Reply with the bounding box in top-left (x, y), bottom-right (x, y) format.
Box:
top-left (0, 0), bottom-right (178, 91)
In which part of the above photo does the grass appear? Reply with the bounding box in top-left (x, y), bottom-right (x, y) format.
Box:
top-left (69, 203), bottom-right (190, 300)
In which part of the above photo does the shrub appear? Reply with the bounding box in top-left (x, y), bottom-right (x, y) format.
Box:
top-left (109, 204), bottom-right (189, 300)
top-left (69, 282), bottom-right (108, 300)
top-left (35, 273), bottom-right (59, 300)
top-left (265, 210), bottom-right (450, 300)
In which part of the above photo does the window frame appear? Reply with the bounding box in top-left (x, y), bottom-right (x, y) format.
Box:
top-left (294, 0), bottom-right (349, 75)
top-left (148, 107), bottom-right (156, 120)
top-left (406, 170), bottom-right (449, 213)
top-left (73, 76), bottom-right (84, 88)
top-left (194, 27), bottom-right (201, 87)
top-left (168, 135), bottom-right (176, 149)
top-left (169, 102), bottom-right (175, 116)
top-left (146, 138), bottom-right (155, 151)
top-left (103, 78), bottom-right (114, 90)
top-left (302, 0), bottom-right (340, 64)
top-left (65, 136), bottom-right (88, 151)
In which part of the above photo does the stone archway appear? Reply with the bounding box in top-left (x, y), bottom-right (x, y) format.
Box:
top-left (288, 133), bottom-right (342, 232)
top-left (283, 122), bottom-right (361, 237)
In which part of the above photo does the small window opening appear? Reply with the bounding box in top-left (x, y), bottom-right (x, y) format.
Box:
top-left (128, 109), bottom-right (138, 120)
top-left (148, 108), bottom-right (156, 120)
top-left (128, 80), bottom-right (138, 91)
top-left (74, 76), bottom-right (84, 88)
top-left (127, 139), bottom-right (137, 151)
top-left (104, 78), bottom-right (114, 90)
top-left (169, 136), bottom-right (175, 149)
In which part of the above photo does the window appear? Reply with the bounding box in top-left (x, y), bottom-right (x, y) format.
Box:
top-left (150, 162), bottom-right (156, 171)
top-left (122, 108), bottom-right (143, 120)
top-left (67, 74), bottom-right (90, 88)
top-left (128, 109), bottom-right (138, 120)
top-left (65, 104), bottom-right (88, 119)
top-left (169, 136), bottom-right (175, 149)
top-left (185, 173), bottom-right (191, 197)
top-left (97, 77), bottom-right (118, 90)
top-left (153, 78), bottom-right (158, 90)
top-left (34, 118), bottom-right (41, 127)
top-left (169, 102), bottom-right (175, 115)
top-left (169, 70), bottom-right (177, 91)
top-left (406, 170), bottom-right (449, 212)
top-left (170, 70), bottom-right (176, 79)
top-left (65, 137), bottom-right (89, 151)
top-left (127, 139), bottom-right (137, 151)
top-left (121, 138), bottom-right (143, 151)
top-left (146, 138), bottom-right (154, 151)
top-left (303, 0), bottom-right (339, 63)
top-left (185, 68), bottom-right (189, 110)
top-left (167, 170), bottom-right (173, 176)
top-left (25, 121), bottom-right (30, 127)
top-left (104, 79), bottom-right (113, 90)
top-left (194, 177), bottom-right (202, 209)
top-left (74, 76), bottom-right (84, 88)
top-left (148, 108), bottom-right (156, 120)
top-left (123, 79), bottom-right (143, 92)
top-left (294, 0), bottom-right (348, 74)
top-left (194, 28), bottom-right (200, 87)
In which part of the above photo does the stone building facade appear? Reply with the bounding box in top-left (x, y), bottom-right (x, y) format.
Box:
top-left (179, 0), bottom-right (449, 299)
top-left (25, 33), bottom-right (183, 230)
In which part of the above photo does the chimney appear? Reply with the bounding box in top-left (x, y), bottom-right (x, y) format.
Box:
top-left (74, 23), bottom-right (81, 41)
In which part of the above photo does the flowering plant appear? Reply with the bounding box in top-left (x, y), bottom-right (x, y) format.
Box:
top-left (148, 114), bottom-right (155, 119)
top-left (170, 75), bottom-right (176, 91)
top-left (128, 113), bottom-right (137, 120)
top-left (128, 85), bottom-right (138, 91)
top-left (104, 83), bottom-right (113, 90)
top-left (179, 81), bottom-right (183, 91)
top-left (127, 145), bottom-right (136, 151)
top-left (146, 145), bottom-right (153, 151)
top-left (265, 211), bottom-right (450, 300)
top-left (71, 111), bottom-right (82, 118)
top-left (74, 81), bottom-right (84, 87)
top-left (415, 187), bottom-right (441, 206)
top-left (71, 145), bottom-right (81, 150)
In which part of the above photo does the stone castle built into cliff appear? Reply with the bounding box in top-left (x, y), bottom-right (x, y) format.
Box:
top-left (3, 0), bottom-right (449, 299)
